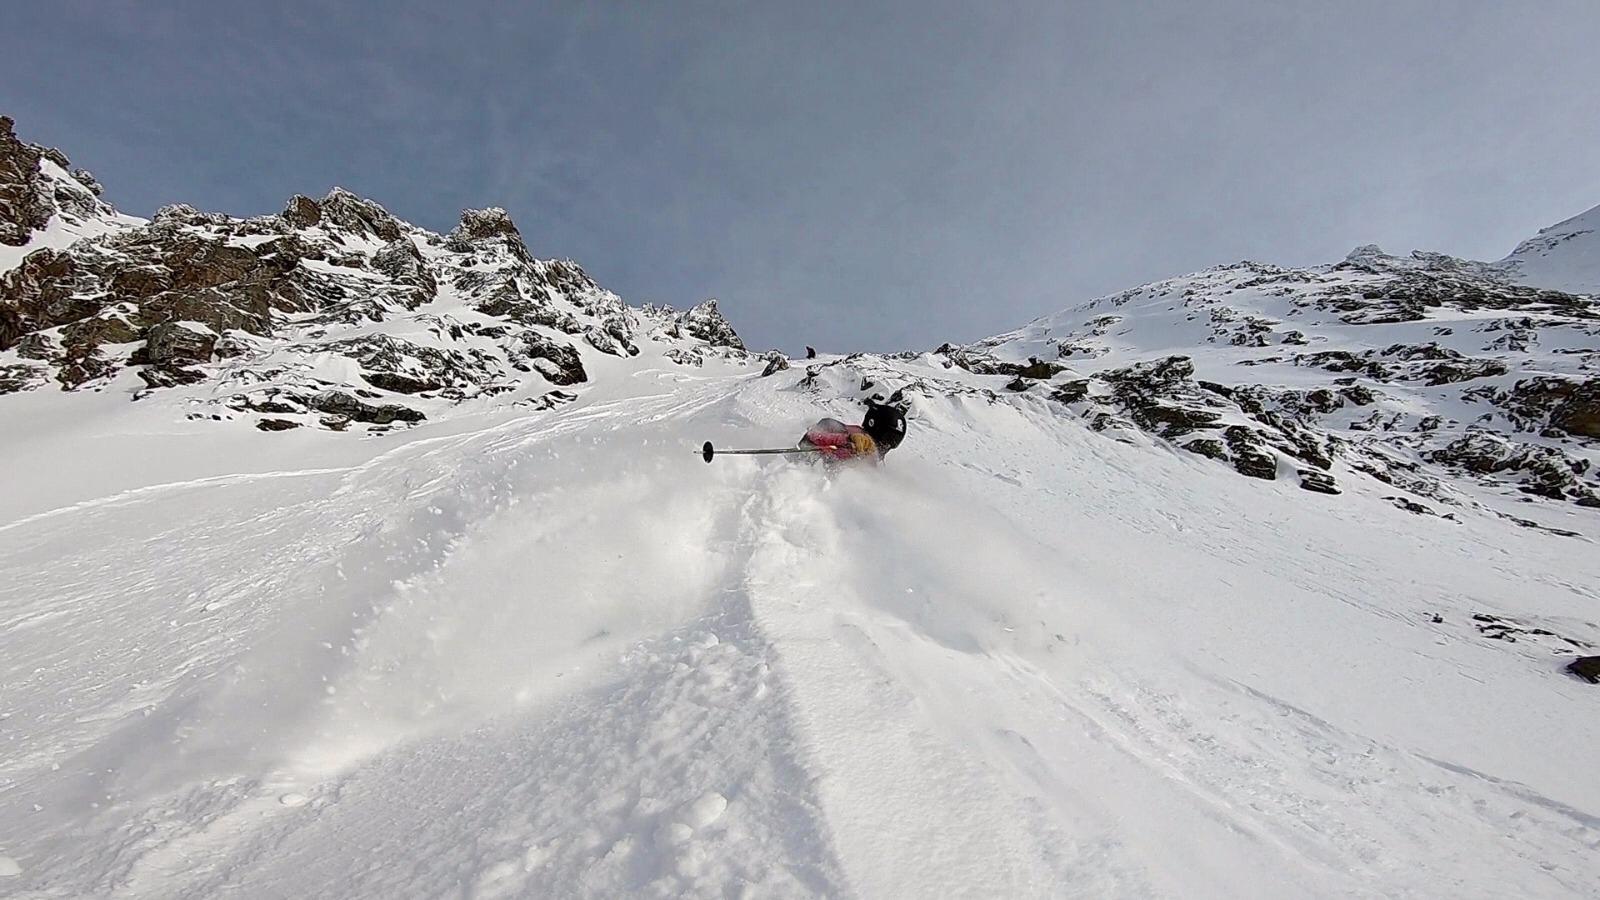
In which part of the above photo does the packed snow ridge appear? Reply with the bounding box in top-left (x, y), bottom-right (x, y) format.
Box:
top-left (3, 114), bottom-right (1600, 898)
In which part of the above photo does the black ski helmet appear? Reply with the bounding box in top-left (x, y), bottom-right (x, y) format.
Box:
top-left (862, 402), bottom-right (907, 452)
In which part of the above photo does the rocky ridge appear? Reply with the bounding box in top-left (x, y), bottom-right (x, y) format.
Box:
top-left (0, 118), bottom-right (750, 432)
top-left (920, 244), bottom-right (1600, 528)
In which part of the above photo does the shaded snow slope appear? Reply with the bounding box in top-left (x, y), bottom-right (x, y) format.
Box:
top-left (3, 350), bottom-right (1598, 898)
top-left (1501, 203), bottom-right (1600, 296)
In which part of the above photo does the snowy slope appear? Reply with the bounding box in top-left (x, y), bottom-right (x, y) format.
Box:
top-left (1500, 203), bottom-right (1600, 296)
top-left (3, 114), bottom-right (1600, 898)
top-left (3, 350), bottom-right (1599, 898)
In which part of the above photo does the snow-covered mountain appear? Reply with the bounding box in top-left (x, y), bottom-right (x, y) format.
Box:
top-left (939, 242), bottom-right (1600, 531)
top-left (0, 115), bottom-right (753, 429)
top-left (3, 117), bottom-right (1600, 898)
top-left (1499, 202), bottom-right (1600, 296)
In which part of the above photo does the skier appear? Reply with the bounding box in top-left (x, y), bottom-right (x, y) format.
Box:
top-left (699, 402), bottom-right (907, 464)
top-left (799, 402), bottom-right (907, 463)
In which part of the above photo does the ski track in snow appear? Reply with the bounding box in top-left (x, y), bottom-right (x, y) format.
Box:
top-left (3, 369), bottom-right (1600, 898)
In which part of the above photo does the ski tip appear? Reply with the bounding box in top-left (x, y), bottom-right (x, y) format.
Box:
top-left (701, 441), bottom-right (714, 463)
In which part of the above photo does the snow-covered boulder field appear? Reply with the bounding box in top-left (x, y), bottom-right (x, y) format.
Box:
top-left (3, 115), bottom-right (1599, 898)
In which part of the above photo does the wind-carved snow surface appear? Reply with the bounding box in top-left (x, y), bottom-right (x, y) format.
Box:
top-left (2, 343), bottom-right (1599, 898)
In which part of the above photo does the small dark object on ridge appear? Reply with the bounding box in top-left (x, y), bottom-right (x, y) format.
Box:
top-left (1567, 656), bottom-right (1600, 684)
top-left (805, 346), bottom-right (816, 359)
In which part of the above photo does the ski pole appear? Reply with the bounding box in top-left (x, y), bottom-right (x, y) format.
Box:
top-left (699, 441), bottom-right (824, 463)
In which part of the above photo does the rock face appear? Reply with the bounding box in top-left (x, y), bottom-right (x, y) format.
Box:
top-left (145, 321), bottom-right (216, 366)
top-left (761, 352), bottom-right (790, 377)
top-left (674, 299), bottom-right (746, 351)
top-left (0, 117), bottom-right (749, 430)
top-left (1569, 656), bottom-right (1600, 684)
top-left (0, 116), bottom-right (52, 246)
top-left (0, 116), bottom-right (119, 251)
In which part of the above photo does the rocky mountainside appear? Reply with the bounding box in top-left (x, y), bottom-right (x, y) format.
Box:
top-left (0, 116), bottom-right (751, 432)
top-left (928, 238), bottom-right (1599, 535)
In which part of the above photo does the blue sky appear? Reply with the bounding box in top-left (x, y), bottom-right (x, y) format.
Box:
top-left (6, 1), bottom-right (1600, 351)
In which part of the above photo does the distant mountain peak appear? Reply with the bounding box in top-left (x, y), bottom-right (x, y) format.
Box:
top-left (1498, 202), bottom-right (1600, 296)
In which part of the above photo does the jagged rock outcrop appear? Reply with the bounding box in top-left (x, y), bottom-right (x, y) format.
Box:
top-left (673, 299), bottom-right (746, 351)
top-left (1426, 433), bottom-right (1598, 506)
top-left (761, 351), bottom-right (790, 377)
top-left (0, 116), bottom-right (749, 431)
top-left (504, 331), bottom-right (587, 386)
top-left (447, 207), bottom-right (532, 262)
top-left (1, 116), bottom-right (53, 245)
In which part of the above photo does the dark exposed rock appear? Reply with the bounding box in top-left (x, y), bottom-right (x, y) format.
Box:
top-left (317, 188), bottom-right (403, 241)
top-left (580, 316), bottom-right (638, 358)
top-left (14, 332), bottom-right (57, 361)
top-left (664, 346), bottom-right (705, 367)
top-left (455, 207), bottom-right (521, 241)
top-left (1324, 266), bottom-right (1597, 324)
top-left (1338, 384), bottom-right (1376, 406)
top-left (504, 331), bottom-right (586, 385)
top-left (145, 321), bottom-right (216, 366)
top-left (761, 352), bottom-right (790, 377)
top-left (256, 418), bottom-right (302, 431)
top-left (1569, 657), bottom-right (1600, 684)
top-left (673, 299), bottom-right (745, 351)
top-left (1298, 470), bottom-right (1340, 494)
top-left (1182, 438), bottom-right (1227, 460)
top-left (1411, 358), bottom-right (1507, 387)
top-left (1225, 426), bottom-right (1277, 480)
top-left (1295, 350), bottom-right (1391, 381)
top-left (1381, 342), bottom-right (1461, 361)
top-left (1426, 432), bottom-right (1597, 505)
top-left (1099, 356), bottom-right (1222, 438)
top-left (371, 239), bottom-right (437, 309)
top-left (280, 194), bottom-right (322, 229)
top-left (0, 362), bottom-right (47, 394)
top-left (1016, 357), bottom-right (1066, 380)
top-left (936, 347), bottom-right (1067, 380)
top-left (60, 312), bottom-right (139, 354)
top-left (321, 334), bottom-right (499, 395)
top-left (447, 207), bottom-right (532, 262)
top-left (1226, 316), bottom-right (1276, 346)
top-left (307, 389), bottom-right (424, 424)
top-left (0, 115), bottom-right (53, 245)
top-left (1489, 376), bottom-right (1600, 439)
top-left (1050, 379), bottom-right (1090, 403)
top-left (514, 389), bottom-right (579, 411)
top-left (1385, 495), bottom-right (1449, 518)
top-left (137, 365), bottom-right (207, 390)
